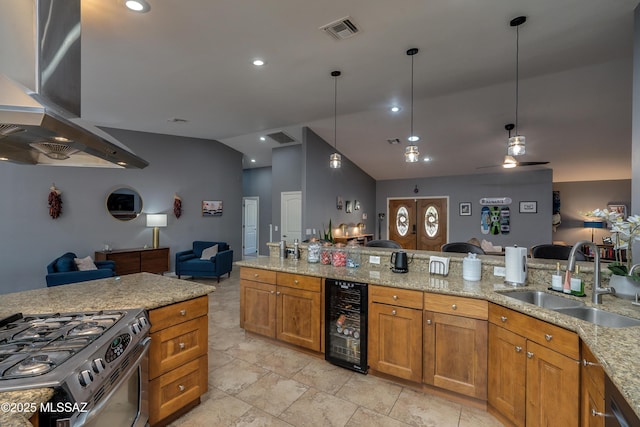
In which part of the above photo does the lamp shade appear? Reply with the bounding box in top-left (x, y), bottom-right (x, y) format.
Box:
top-left (583, 221), bottom-right (604, 229)
top-left (146, 214), bottom-right (167, 227)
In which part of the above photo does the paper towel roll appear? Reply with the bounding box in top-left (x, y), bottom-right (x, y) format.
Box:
top-left (505, 246), bottom-right (527, 285)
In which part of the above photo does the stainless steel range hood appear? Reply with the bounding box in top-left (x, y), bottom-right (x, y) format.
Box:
top-left (0, 0), bottom-right (148, 168)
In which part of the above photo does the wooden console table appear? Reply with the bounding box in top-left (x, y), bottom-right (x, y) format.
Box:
top-left (95, 247), bottom-right (170, 275)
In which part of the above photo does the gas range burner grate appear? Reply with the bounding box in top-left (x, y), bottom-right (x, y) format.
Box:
top-left (4, 351), bottom-right (71, 377)
top-left (67, 322), bottom-right (106, 337)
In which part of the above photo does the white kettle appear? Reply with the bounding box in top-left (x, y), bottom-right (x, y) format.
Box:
top-left (505, 246), bottom-right (527, 286)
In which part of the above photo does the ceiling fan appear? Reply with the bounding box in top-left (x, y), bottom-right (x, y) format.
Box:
top-left (477, 124), bottom-right (550, 170)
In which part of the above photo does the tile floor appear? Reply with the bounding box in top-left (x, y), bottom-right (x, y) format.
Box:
top-left (169, 273), bottom-right (503, 427)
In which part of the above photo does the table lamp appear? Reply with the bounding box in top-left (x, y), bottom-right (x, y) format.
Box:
top-left (146, 214), bottom-right (167, 248)
top-left (583, 220), bottom-right (603, 243)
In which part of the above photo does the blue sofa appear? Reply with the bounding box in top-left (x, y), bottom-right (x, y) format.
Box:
top-left (175, 241), bottom-right (233, 282)
top-left (46, 252), bottom-right (116, 287)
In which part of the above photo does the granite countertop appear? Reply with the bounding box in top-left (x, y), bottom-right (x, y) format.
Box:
top-left (0, 273), bottom-right (215, 426)
top-left (237, 257), bottom-right (640, 418)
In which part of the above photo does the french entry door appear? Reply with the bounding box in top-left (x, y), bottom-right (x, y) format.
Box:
top-left (388, 198), bottom-right (448, 251)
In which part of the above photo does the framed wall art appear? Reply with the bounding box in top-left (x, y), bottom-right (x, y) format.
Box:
top-left (519, 201), bottom-right (537, 214)
top-left (459, 202), bottom-right (471, 216)
top-left (202, 200), bottom-right (223, 216)
top-left (607, 204), bottom-right (627, 219)
top-left (345, 200), bottom-right (352, 213)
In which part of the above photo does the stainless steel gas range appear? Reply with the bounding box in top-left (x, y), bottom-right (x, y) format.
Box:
top-left (0, 309), bottom-right (151, 426)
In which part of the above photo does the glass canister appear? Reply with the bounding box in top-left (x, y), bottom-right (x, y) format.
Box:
top-left (307, 239), bottom-right (321, 263)
top-left (346, 240), bottom-right (361, 268)
top-left (331, 243), bottom-right (347, 267)
top-left (320, 243), bottom-right (333, 265)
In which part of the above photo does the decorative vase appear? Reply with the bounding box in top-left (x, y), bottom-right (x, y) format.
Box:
top-left (608, 274), bottom-right (640, 300)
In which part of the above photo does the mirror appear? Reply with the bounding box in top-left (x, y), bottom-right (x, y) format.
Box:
top-left (106, 187), bottom-right (143, 221)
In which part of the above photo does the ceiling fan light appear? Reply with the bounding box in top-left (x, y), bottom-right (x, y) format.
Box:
top-left (503, 155), bottom-right (517, 168)
top-left (508, 135), bottom-right (526, 156)
top-left (330, 153), bottom-right (342, 168)
top-left (405, 145), bottom-right (420, 162)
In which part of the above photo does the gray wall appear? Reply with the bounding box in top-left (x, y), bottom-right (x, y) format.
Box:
top-left (270, 144), bottom-right (303, 242)
top-left (633, 5), bottom-right (640, 264)
top-left (303, 128), bottom-right (376, 239)
top-left (0, 128), bottom-right (243, 293)
top-left (242, 167), bottom-right (273, 255)
top-left (376, 169), bottom-right (553, 250)
top-left (553, 180), bottom-right (631, 245)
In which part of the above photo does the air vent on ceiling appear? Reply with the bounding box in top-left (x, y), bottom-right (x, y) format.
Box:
top-left (387, 138), bottom-right (401, 145)
top-left (266, 131), bottom-right (296, 144)
top-left (320, 16), bottom-right (360, 40)
top-left (29, 141), bottom-right (79, 160)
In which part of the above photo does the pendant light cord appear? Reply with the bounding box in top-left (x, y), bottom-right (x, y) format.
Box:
top-left (334, 74), bottom-right (338, 150)
top-left (515, 23), bottom-right (520, 136)
top-left (410, 53), bottom-right (414, 139)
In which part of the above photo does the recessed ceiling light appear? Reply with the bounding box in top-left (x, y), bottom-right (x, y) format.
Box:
top-left (251, 159), bottom-right (256, 163)
top-left (423, 157), bottom-right (431, 162)
top-left (117, 161), bottom-right (127, 166)
top-left (0, 157), bottom-right (8, 161)
top-left (124, 0), bottom-right (150, 13)
top-left (253, 59), bottom-right (265, 66)
top-left (390, 106), bottom-right (401, 113)
top-left (259, 136), bottom-right (266, 141)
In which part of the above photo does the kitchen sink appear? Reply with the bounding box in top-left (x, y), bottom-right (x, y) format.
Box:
top-left (553, 307), bottom-right (640, 328)
top-left (502, 290), bottom-right (585, 309)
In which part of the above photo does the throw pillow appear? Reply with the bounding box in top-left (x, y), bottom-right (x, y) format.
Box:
top-left (200, 244), bottom-right (219, 260)
top-left (55, 256), bottom-right (77, 272)
top-left (74, 256), bottom-right (98, 271)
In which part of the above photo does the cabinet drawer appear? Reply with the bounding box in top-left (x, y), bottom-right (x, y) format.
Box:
top-left (240, 267), bottom-right (277, 284)
top-left (149, 316), bottom-right (208, 379)
top-left (424, 293), bottom-right (488, 320)
top-left (489, 304), bottom-right (578, 359)
top-left (149, 296), bottom-right (208, 333)
top-left (369, 285), bottom-right (423, 309)
top-left (149, 354), bottom-right (208, 425)
top-left (277, 272), bottom-right (321, 292)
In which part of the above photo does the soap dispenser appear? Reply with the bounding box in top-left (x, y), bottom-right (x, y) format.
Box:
top-left (551, 262), bottom-right (563, 292)
top-left (570, 265), bottom-right (585, 296)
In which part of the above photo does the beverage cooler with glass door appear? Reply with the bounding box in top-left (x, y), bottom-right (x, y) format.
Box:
top-left (325, 278), bottom-right (368, 374)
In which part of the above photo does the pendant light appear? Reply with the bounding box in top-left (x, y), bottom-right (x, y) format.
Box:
top-left (405, 48), bottom-right (420, 163)
top-left (503, 124), bottom-right (517, 168)
top-left (508, 16), bottom-right (526, 156)
top-left (329, 70), bottom-right (342, 169)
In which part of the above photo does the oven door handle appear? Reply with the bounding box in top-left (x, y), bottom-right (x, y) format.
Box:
top-left (74, 336), bottom-right (151, 426)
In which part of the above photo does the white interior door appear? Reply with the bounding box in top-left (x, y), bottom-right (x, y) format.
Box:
top-left (243, 197), bottom-right (258, 256)
top-left (281, 191), bottom-right (302, 244)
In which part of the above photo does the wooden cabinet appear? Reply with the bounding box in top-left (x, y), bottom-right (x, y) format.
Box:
top-left (581, 342), bottom-right (605, 427)
top-left (368, 285), bottom-right (423, 382)
top-left (423, 293), bottom-right (488, 399)
top-left (95, 247), bottom-right (169, 275)
top-left (488, 303), bottom-right (579, 427)
top-left (148, 295), bottom-right (208, 426)
top-left (239, 267), bottom-right (322, 352)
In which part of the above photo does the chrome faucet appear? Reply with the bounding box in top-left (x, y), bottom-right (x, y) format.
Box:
top-left (568, 240), bottom-right (612, 304)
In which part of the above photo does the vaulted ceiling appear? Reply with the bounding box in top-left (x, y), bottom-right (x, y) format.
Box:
top-left (1, 0), bottom-right (637, 182)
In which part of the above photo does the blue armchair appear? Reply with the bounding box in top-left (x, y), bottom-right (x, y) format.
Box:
top-left (46, 252), bottom-right (116, 287)
top-left (175, 241), bottom-right (233, 282)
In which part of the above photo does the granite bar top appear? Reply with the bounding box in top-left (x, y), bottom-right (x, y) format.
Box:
top-left (0, 273), bottom-right (215, 426)
top-left (237, 256), bottom-right (640, 418)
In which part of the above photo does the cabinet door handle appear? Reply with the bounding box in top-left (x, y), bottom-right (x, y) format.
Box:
top-left (276, 291), bottom-right (281, 296)
top-left (451, 304), bottom-right (457, 310)
top-left (526, 351), bottom-right (534, 359)
top-left (178, 384), bottom-right (185, 392)
top-left (583, 359), bottom-right (599, 367)
top-left (544, 334), bottom-right (553, 342)
top-left (500, 316), bottom-right (507, 323)
top-left (254, 273), bottom-right (259, 277)
top-left (391, 309), bottom-right (397, 316)
top-left (515, 346), bottom-right (522, 353)
top-left (426, 319), bottom-right (432, 325)
top-left (180, 309), bottom-right (186, 316)
top-left (591, 408), bottom-right (606, 417)
top-left (392, 295), bottom-right (398, 300)
top-left (178, 342), bottom-right (185, 350)
top-left (294, 279), bottom-right (299, 284)
top-left (270, 290), bottom-right (275, 294)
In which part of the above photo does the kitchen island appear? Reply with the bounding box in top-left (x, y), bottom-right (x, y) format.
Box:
top-left (237, 251), bottom-right (640, 424)
top-left (0, 273), bottom-right (215, 427)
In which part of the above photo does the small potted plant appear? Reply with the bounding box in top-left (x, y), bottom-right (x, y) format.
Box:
top-left (587, 208), bottom-right (640, 299)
